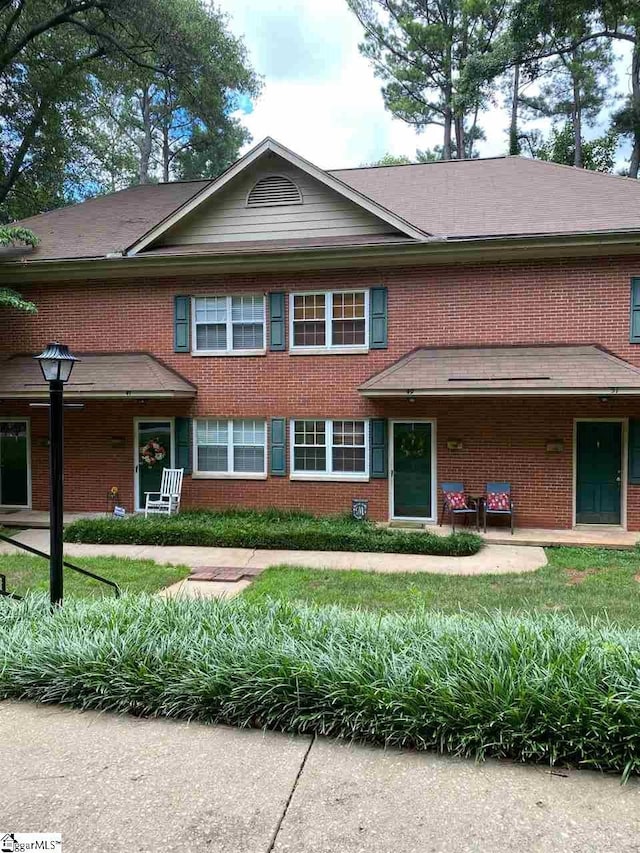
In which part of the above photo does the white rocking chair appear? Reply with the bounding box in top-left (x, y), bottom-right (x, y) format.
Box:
top-left (144, 468), bottom-right (184, 517)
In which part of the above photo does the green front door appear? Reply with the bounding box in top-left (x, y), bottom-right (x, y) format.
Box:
top-left (0, 420), bottom-right (29, 507)
top-left (392, 422), bottom-right (432, 519)
top-left (136, 420), bottom-right (172, 511)
top-left (576, 421), bottom-right (622, 524)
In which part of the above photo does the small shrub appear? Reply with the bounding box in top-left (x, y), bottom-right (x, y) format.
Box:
top-left (64, 509), bottom-right (482, 557)
top-left (2, 594), bottom-right (640, 777)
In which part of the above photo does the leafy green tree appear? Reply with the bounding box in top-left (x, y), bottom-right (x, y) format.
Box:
top-left (346, 0), bottom-right (507, 160)
top-left (363, 153), bottom-right (412, 166)
top-left (0, 0), bottom-right (259, 219)
top-left (536, 121), bottom-right (618, 171)
top-left (0, 226), bottom-right (38, 312)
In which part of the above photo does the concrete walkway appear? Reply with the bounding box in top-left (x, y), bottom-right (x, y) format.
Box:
top-left (1, 701), bottom-right (638, 853)
top-left (2, 528), bottom-right (547, 577)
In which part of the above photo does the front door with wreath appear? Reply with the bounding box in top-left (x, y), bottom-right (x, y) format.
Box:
top-left (136, 420), bottom-right (172, 510)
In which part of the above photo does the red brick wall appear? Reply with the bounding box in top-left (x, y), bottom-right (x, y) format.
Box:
top-left (2, 254), bottom-right (640, 527)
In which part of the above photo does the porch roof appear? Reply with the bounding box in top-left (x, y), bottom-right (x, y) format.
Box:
top-left (0, 353), bottom-right (196, 399)
top-left (359, 345), bottom-right (640, 397)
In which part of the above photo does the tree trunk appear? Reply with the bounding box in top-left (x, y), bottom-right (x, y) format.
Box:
top-left (454, 114), bottom-right (465, 159)
top-left (571, 52), bottom-right (582, 168)
top-left (138, 88), bottom-right (153, 184)
top-left (509, 64), bottom-right (520, 155)
top-left (630, 41), bottom-right (640, 179)
top-left (443, 105), bottom-right (452, 160)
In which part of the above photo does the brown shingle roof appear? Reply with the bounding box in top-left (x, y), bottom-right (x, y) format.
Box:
top-left (7, 152), bottom-right (640, 263)
top-left (0, 353), bottom-right (196, 399)
top-left (12, 181), bottom-right (208, 260)
top-left (359, 345), bottom-right (640, 396)
top-left (330, 157), bottom-right (640, 238)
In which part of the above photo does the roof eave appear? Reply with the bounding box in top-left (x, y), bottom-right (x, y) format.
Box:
top-left (4, 228), bottom-right (640, 283)
top-left (359, 387), bottom-right (640, 397)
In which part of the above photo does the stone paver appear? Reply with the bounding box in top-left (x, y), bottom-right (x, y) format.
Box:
top-left (160, 578), bottom-right (251, 599)
top-left (1, 701), bottom-right (639, 853)
top-left (2, 528), bottom-right (547, 576)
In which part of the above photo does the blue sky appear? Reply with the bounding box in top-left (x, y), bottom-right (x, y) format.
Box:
top-left (217, 0), bottom-right (632, 169)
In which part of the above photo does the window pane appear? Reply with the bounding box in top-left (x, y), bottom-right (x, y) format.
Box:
top-left (294, 420), bottom-right (325, 445)
top-left (333, 292), bottom-right (365, 320)
top-left (333, 420), bottom-right (365, 445)
top-left (293, 322), bottom-right (325, 347)
top-left (197, 419), bottom-right (227, 445)
top-left (196, 324), bottom-right (226, 350)
top-left (234, 446), bottom-right (265, 473)
top-left (197, 446), bottom-right (228, 472)
top-left (232, 296), bottom-right (264, 323)
top-left (294, 447), bottom-right (327, 471)
top-left (195, 296), bottom-right (226, 323)
top-left (233, 419), bottom-right (265, 445)
top-left (293, 294), bottom-right (325, 320)
top-left (232, 323), bottom-right (264, 350)
top-left (332, 319), bottom-right (365, 346)
top-left (332, 447), bottom-right (366, 473)
top-left (293, 294), bottom-right (326, 347)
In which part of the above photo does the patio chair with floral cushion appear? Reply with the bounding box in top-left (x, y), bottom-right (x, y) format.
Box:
top-left (439, 482), bottom-right (480, 532)
top-left (483, 481), bottom-right (515, 534)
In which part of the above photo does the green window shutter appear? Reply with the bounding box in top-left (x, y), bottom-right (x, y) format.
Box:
top-left (370, 418), bottom-right (388, 478)
top-left (174, 296), bottom-right (191, 352)
top-left (269, 292), bottom-right (286, 351)
top-left (370, 287), bottom-right (388, 349)
top-left (175, 417), bottom-right (192, 474)
top-left (629, 420), bottom-right (640, 484)
top-left (270, 417), bottom-right (286, 475)
top-left (631, 279), bottom-right (640, 343)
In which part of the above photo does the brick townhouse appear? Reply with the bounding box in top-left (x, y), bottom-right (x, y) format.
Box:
top-left (2, 137), bottom-right (640, 530)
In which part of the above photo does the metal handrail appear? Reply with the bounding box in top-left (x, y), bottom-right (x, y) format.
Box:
top-left (0, 532), bottom-right (121, 597)
top-left (0, 572), bottom-right (22, 599)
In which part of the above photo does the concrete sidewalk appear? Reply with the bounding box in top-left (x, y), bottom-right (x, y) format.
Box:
top-left (1, 701), bottom-right (638, 853)
top-left (2, 528), bottom-right (547, 576)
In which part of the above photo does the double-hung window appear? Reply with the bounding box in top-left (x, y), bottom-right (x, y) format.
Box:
top-left (291, 419), bottom-right (369, 479)
top-left (290, 290), bottom-right (368, 351)
top-left (194, 419), bottom-right (266, 477)
top-left (193, 295), bottom-right (265, 354)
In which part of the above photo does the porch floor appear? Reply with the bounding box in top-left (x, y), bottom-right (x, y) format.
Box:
top-left (388, 522), bottom-right (640, 550)
top-left (0, 510), bottom-right (102, 528)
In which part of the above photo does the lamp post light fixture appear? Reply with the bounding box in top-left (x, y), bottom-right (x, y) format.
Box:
top-left (34, 342), bottom-right (78, 606)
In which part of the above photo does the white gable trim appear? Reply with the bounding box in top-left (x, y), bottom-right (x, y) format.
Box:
top-left (126, 138), bottom-right (430, 255)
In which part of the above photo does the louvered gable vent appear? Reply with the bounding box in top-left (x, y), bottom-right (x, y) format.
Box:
top-left (247, 175), bottom-right (302, 207)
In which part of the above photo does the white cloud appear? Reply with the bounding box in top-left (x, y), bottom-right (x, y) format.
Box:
top-left (218, 0), bottom-right (633, 169)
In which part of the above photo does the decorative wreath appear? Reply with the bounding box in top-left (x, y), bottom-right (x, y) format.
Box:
top-left (140, 438), bottom-right (166, 468)
top-left (398, 431), bottom-right (427, 459)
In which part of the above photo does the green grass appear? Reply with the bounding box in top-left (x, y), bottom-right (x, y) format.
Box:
top-left (64, 508), bottom-right (482, 557)
top-left (243, 546), bottom-right (640, 627)
top-left (2, 594), bottom-right (640, 777)
top-left (0, 553), bottom-right (189, 598)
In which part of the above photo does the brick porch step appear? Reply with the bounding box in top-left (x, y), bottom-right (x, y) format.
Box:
top-left (188, 566), bottom-right (265, 582)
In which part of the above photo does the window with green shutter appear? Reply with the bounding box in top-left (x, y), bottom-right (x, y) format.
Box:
top-left (629, 419), bottom-right (640, 484)
top-left (174, 417), bottom-right (192, 474)
top-left (631, 278), bottom-right (640, 343)
top-left (174, 296), bottom-right (191, 352)
top-left (270, 418), bottom-right (286, 475)
top-left (369, 287), bottom-right (388, 349)
top-left (370, 418), bottom-right (388, 478)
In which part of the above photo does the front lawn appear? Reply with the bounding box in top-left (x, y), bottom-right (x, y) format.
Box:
top-left (64, 508), bottom-right (482, 557)
top-left (2, 594), bottom-right (640, 777)
top-left (0, 553), bottom-right (189, 598)
top-left (243, 546), bottom-right (640, 627)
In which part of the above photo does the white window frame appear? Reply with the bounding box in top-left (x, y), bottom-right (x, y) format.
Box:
top-left (289, 289), bottom-right (369, 354)
top-left (290, 418), bottom-right (370, 481)
top-left (191, 294), bottom-right (267, 356)
top-left (192, 418), bottom-right (268, 479)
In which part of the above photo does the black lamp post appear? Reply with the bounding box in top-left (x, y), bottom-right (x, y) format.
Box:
top-left (34, 342), bottom-right (78, 606)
